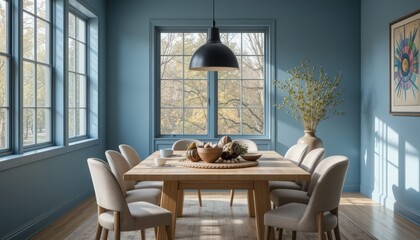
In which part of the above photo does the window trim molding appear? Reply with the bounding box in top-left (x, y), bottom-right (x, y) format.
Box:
top-left (150, 19), bottom-right (276, 152)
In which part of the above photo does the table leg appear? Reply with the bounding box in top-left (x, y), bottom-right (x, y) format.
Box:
top-left (176, 190), bottom-right (184, 217)
top-left (254, 181), bottom-right (273, 240)
top-left (247, 189), bottom-right (255, 218)
top-left (159, 181), bottom-right (178, 240)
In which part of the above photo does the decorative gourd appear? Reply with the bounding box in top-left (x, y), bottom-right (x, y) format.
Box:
top-left (186, 148), bottom-right (201, 162)
top-left (218, 135), bottom-right (232, 147)
top-left (222, 142), bottom-right (241, 159)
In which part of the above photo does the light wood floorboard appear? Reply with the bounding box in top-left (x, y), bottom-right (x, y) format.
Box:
top-left (31, 192), bottom-right (420, 240)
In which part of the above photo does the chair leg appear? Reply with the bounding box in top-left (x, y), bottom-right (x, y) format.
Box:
top-left (292, 230), bottom-right (297, 240)
top-left (278, 228), bottom-right (283, 240)
top-left (95, 223), bottom-right (102, 240)
top-left (96, 206), bottom-right (105, 240)
top-left (264, 226), bottom-right (272, 240)
top-left (316, 212), bottom-right (324, 240)
top-left (327, 231), bottom-right (333, 240)
top-left (103, 229), bottom-right (108, 239)
top-left (165, 225), bottom-right (172, 240)
top-left (154, 227), bottom-right (158, 239)
top-left (197, 190), bottom-right (202, 207)
top-left (230, 189), bottom-right (235, 206)
top-left (141, 229), bottom-right (146, 240)
top-left (114, 211), bottom-right (120, 240)
top-left (331, 207), bottom-right (341, 240)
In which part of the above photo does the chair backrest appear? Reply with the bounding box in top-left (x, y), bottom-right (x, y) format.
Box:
top-left (296, 148), bottom-right (325, 191)
top-left (172, 139), bottom-right (202, 151)
top-left (284, 143), bottom-right (309, 166)
top-left (233, 139), bottom-right (258, 153)
top-left (87, 158), bottom-right (131, 214)
top-left (304, 155), bottom-right (349, 214)
top-left (119, 144), bottom-right (141, 168)
top-left (105, 150), bottom-right (136, 193)
top-left (295, 156), bottom-right (348, 231)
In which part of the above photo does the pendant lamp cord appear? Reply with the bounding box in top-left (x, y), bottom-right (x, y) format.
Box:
top-left (212, 0), bottom-right (215, 27)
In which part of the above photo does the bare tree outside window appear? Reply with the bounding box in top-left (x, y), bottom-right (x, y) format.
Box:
top-left (159, 31), bottom-right (265, 136)
top-left (22, 0), bottom-right (52, 146)
top-left (0, 0), bottom-right (9, 150)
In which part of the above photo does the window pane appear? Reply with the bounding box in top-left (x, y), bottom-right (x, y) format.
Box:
top-left (78, 109), bottom-right (86, 136)
top-left (69, 108), bottom-right (75, 137)
top-left (160, 80), bottom-right (182, 107)
top-left (0, 108), bottom-right (8, 149)
top-left (23, 61), bottom-right (35, 107)
top-left (68, 72), bottom-right (75, 107)
top-left (0, 56), bottom-right (8, 106)
top-left (218, 80), bottom-right (240, 107)
top-left (36, 108), bottom-right (51, 143)
top-left (78, 75), bottom-right (86, 108)
top-left (242, 33), bottom-right (264, 55)
top-left (37, 0), bottom-right (50, 21)
top-left (23, 0), bottom-right (34, 14)
top-left (23, 108), bottom-right (35, 145)
top-left (0, 0), bottom-right (8, 53)
top-left (184, 108), bottom-right (207, 134)
top-left (242, 56), bottom-right (264, 79)
top-left (37, 18), bottom-right (50, 63)
top-left (23, 12), bottom-right (35, 60)
top-left (160, 108), bottom-right (182, 134)
top-left (160, 33), bottom-right (183, 55)
top-left (242, 80), bottom-right (264, 108)
top-left (69, 12), bottom-right (75, 38)
top-left (218, 108), bottom-right (240, 134)
top-left (37, 64), bottom-right (51, 107)
top-left (220, 33), bottom-right (241, 55)
top-left (76, 17), bottom-right (86, 43)
top-left (184, 80), bottom-right (207, 107)
top-left (243, 108), bottom-right (264, 134)
top-left (68, 38), bottom-right (76, 71)
top-left (76, 42), bottom-right (86, 74)
top-left (184, 33), bottom-right (206, 55)
top-left (160, 56), bottom-right (182, 79)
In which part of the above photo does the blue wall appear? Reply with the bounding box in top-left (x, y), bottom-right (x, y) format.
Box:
top-left (361, 0), bottom-right (420, 225)
top-left (106, 0), bottom-right (361, 192)
top-left (0, 0), bottom-right (107, 238)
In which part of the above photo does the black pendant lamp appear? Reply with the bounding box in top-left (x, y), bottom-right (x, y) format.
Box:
top-left (189, 0), bottom-right (239, 71)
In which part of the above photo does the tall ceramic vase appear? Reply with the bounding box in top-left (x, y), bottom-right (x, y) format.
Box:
top-left (297, 130), bottom-right (323, 152)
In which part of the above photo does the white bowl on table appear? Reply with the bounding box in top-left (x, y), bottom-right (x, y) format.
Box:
top-left (160, 148), bottom-right (173, 157)
top-left (154, 157), bottom-right (168, 167)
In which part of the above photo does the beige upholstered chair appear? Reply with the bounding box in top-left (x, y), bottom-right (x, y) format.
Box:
top-left (172, 139), bottom-right (203, 207)
top-left (269, 148), bottom-right (325, 193)
top-left (284, 143), bottom-right (309, 166)
top-left (119, 144), bottom-right (163, 190)
top-left (87, 158), bottom-right (172, 240)
top-left (229, 139), bottom-right (258, 206)
top-left (264, 156), bottom-right (349, 240)
top-left (105, 150), bottom-right (161, 205)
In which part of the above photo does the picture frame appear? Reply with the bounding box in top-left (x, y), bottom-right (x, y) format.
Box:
top-left (390, 9), bottom-right (420, 116)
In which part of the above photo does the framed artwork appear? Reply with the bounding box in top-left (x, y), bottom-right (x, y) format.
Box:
top-left (390, 10), bottom-right (420, 116)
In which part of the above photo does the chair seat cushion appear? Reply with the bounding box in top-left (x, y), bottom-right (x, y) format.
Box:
top-left (99, 201), bottom-right (172, 230)
top-left (269, 181), bottom-right (301, 192)
top-left (126, 188), bottom-right (161, 205)
top-left (270, 189), bottom-right (310, 207)
top-left (264, 203), bottom-right (337, 232)
top-left (135, 181), bottom-right (163, 190)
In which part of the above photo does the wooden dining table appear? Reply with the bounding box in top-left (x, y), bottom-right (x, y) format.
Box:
top-left (124, 150), bottom-right (311, 240)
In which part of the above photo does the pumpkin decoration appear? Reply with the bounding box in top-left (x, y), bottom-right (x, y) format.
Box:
top-left (186, 142), bottom-right (201, 162)
top-left (218, 135), bottom-right (232, 147)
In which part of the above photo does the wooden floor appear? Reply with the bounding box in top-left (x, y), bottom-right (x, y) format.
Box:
top-left (31, 191), bottom-right (420, 240)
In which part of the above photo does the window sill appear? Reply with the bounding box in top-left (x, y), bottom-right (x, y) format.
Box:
top-left (0, 138), bottom-right (99, 172)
